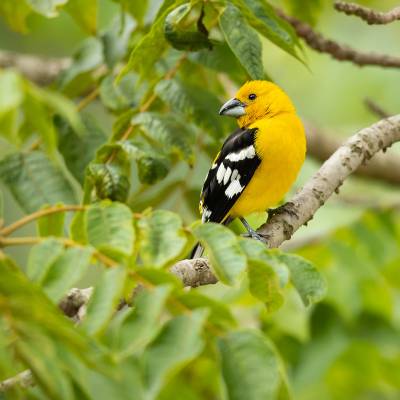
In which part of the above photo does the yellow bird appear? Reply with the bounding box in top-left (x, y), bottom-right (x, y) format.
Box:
top-left (198, 80), bottom-right (306, 240)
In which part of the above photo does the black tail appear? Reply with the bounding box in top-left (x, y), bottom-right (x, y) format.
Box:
top-left (190, 242), bottom-right (204, 259)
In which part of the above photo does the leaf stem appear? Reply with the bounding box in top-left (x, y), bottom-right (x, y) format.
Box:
top-left (0, 205), bottom-right (86, 237)
top-left (0, 235), bottom-right (116, 268)
top-left (77, 87), bottom-right (101, 112)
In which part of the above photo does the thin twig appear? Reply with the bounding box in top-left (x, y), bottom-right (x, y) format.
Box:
top-left (0, 205), bottom-right (85, 237)
top-left (334, 1), bottom-right (400, 25)
top-left (0, 236), bottom-right (116, 268)
top-left (76, 87), bottom-right (100, 112)
top-left (364, 98), bottom-right (390, 119)
top-left (278, 9), bottom-right (400, 69)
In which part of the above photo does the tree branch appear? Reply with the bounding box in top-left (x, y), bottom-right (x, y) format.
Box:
top-left (278, 10), bottom-right (400, 69)
top-left (306, 123), bottom-right (400, 185)
top-left (257, 115), bottom-right (400, 246)
top-left (334, 1), bottom-right (400, 25)
top-left (0, 370), bottom-right (34, 392)
top-left (0, 50), bottom-right (70, 85)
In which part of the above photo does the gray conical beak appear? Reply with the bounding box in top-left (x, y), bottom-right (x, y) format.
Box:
top-left (219, 98), bottom-right (246, 117)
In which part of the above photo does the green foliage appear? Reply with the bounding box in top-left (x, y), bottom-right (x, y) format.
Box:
top-left (137, 210), bottom-right (188, 268)
top-left (192, 222), bottom-right (247, 285)
top-left (279, 253), bottom-right (327, 307)
top-left (1, 2), bottom-right (399, 400)
top-left (218, 330), bottom-right (283, 400)
top-left (37, 204), bottom-right (66, 237)
top-left (164, 3), bottom-right (212, 51)
top-left (0, 152), bottom-right (77, 213)
top-left (82, 201), bottom-right (135, 260)
top-left (219, 4), bottom-right (264, 80)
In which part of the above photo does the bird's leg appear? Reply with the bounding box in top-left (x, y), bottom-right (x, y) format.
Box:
top-left (239, 217), bottom-right (264, 242)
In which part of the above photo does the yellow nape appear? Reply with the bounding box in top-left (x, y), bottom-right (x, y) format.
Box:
top-left (229, 80), bottom-right (306, 217)
top-left (235, 80), bottom-right (296, 129)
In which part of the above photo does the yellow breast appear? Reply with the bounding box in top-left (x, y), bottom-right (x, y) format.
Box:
top-left (230, 113), bottom-right (306, 217)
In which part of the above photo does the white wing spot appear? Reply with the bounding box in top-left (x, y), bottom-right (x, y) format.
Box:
top-left (231, 169), bottom-right (238, 181)
top-left (225, 145), bottom-right (256, 162)
top-left (225, 179), bottom-right (244, 198)
top-left (202, 207), bottom-right (212, 222)
top-left (216, 163), bottom-right (226, 184)
top-left (223, 167), bottom-right (232, 185)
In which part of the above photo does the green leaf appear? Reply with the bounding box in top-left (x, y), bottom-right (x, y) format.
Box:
top-left (0, 254), bottom-right (106, 397)
top-left (108, 285), bottom-right (171, 357)
top-left (284, 0), bottom-right (323, 26)
top-left (219, 4), bottom-right (264, 80)
top-left (0, 190), bottom-right (3, 227)
top-left (42, 246), bottom-right (93, 302)
top-left (189, 42), bottom-right (246, 83)
top-left (192, 223), bottom-right (247, 285)
top-left (59, 37), bottom-right (104, 90)
top-left (132, 112), bottom-right (195, 163)
top-left (102, 14), bottom-right (136, 68)
top-left (279, 253), bottom-right (327, 306)
top-left (142, 309), bottom-right (208, 399)
top-left (0, 151), bottom-right (77, 213)
top-left (237, 0), bottom-right (302, 61)
top-left (86, 201), bottom-right (135, 260)
top-left (239, 238), bottom-right (289, 287)
top-left (155, 79), bottom-right (227, 139)
top-left (65, 0), bottom-right (97, 34)
top-left (99, 75), bottom-right (134, 112)
top-left (25, 0), bottom-right (67, 17)
top-left (27, 239), bottom-right (65, 282)
top-left (56, 115), bottom-right (106, 184)
top-left (30, 85), bottom-right (84, 135)
top-left (0, 70), bottom-right (24, 115)
top-left (118, 9), bottom-right (168, 80)
top-left (177, 291), bottom-right (236, 329)
top-left (218, 330), bottom-right (281, 400)
top-left (137, 154), bottom-right (170, 184)
top-left (164, 2), bottom-right (212, 51)
top-left (82, 266), bottom-right (126, 335)
top-left (37, 204), bottom-right (66, 237)
top-left (22, 90), bottom-right (57, 153)
top-left (114, 0), bottom-right (149, 24)
top-left (86, 162), bottom-right (131, 203)
top-left (138, 210), bottom-right (187, 268)
top-left (0, 1), bottom-right (32, 32)
top-left (247, 258), bottom-right (284, 312)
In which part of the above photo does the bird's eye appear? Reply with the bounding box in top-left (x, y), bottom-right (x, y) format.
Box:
top-left (248, 93), bottom-right (256, 100)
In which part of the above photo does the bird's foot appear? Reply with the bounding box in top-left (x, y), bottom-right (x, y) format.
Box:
top-left (242, 230), bottom-right (265, 242)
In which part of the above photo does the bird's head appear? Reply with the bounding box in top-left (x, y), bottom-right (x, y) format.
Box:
top-left (219, 80), bottom-right (295, 128)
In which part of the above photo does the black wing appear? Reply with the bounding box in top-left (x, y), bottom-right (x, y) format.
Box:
top-left (200, 127), bottom-right (261, 223)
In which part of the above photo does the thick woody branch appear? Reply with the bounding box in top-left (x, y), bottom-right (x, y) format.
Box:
top-left (257, 115), bottom-right (400, 247)
top-left (278, 10), bottom-right (400, 69)
top-left (306, 123), bottom-right (400, 185)
top-left (0, 50), bottom-right (70, 85)
top-left (334, 1), bottom-right (400, 25)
